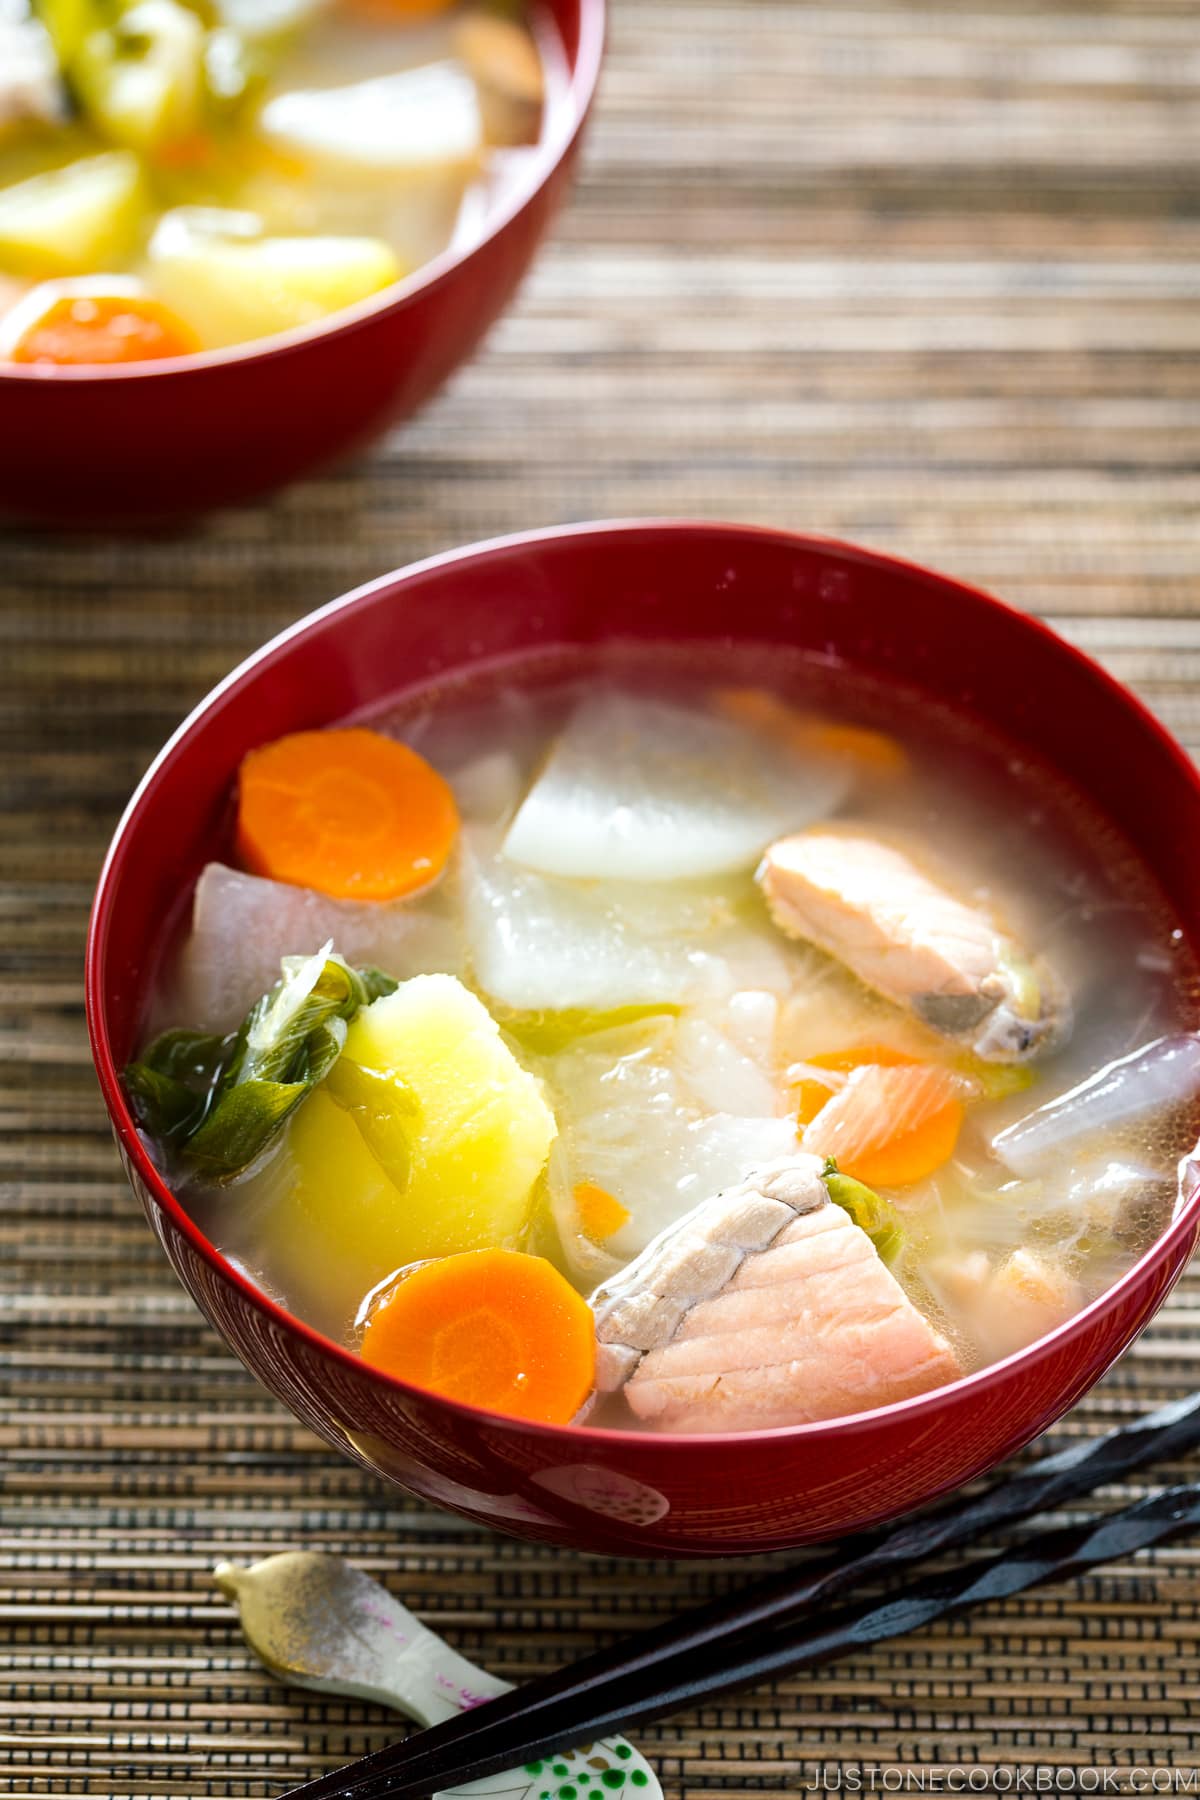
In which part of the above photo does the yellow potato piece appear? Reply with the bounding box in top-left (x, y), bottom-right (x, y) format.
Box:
top-left (0, 151), bottom-right (145, 278)
top-left (258, 1086), bottom-right (409, 1311)
top-left (230, 977), bottom-right (556, 1327)
top-left (148, 225), bottom-right (402, 346)
top-left (328, 974), bottom-right (557, 1271)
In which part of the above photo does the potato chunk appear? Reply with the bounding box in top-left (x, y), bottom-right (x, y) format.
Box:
top-left (0, 151), bottom-right (145, 277)
top-left (328, 973), bottom-right (557, 1268)
top-left (148, 211), bottom-right (401, 344)
top-left (234, 975), bottom-right (557, 1325)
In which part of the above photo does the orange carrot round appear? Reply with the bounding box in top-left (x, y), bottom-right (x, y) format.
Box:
top-left (236, 726), bottom-right (459, 901)
top-left (9, 293), bottom-right (199, 366)
top-left (717, 689), bottom-right (908, 777)
top-left (359, 1250), bottom-right (596, 1424)
top-left (802, 1057), bottom-right (964, 1189)
top-left (341, 0), bottom-right (457, 18)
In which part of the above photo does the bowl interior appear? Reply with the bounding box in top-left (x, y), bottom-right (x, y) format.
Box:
top-left (0, 0), bottom-right (605, 385)
top-left (87, 521), bottom-right (1200, 1451)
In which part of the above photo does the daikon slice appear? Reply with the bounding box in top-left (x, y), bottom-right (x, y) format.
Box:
top-left (721, 989), bottom-right (780, 1064)
top-left (174, 862), bottom-right (460, 1032)
top-left (675, 1012), bottom-right (781, 1118)
top-left (502, 690), bottom-right (851, 882)
top-left (992, 1035), bottom-right (1200, 1177)
top-left (447, 751), bottom-right (522, 828)
top-left (463, 837), bottom-right (790, 1014)
top-left (260, 63), bottom-right (482, 179)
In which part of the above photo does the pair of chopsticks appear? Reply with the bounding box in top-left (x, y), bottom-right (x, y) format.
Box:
top-left (281, 1391), bottom-right (1200, 1799)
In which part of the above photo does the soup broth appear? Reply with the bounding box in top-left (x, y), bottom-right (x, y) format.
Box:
top-left (0, 0), bottom-right (562, 360)
top-left (128, 643), bottom-right (1200, 1435)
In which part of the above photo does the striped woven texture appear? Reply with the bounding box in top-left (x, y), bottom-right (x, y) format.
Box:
top-left (2, 1), bottom-right (1199, 1793)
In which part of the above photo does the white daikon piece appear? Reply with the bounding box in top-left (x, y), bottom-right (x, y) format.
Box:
top-left (447, 751), bottom-right (522, 829)
top-left (502, 689), bottom-right (852, 882)
top-left (260, 63), bottom-right (482, 179)
top-left (462, 838), bottom-right (776, 1013)
top-left (175, 862), bottom-right (460, 1032)
top-left (992, 1035), bottom-right (1200, 1176)
top-left (674, 1013), bottom-right (781, 1118)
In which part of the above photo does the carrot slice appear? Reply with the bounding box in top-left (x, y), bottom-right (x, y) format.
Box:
top-left (359, 1250), bottom-right (596, 1424)
top-left (717, 688), bottom-right (908, 777)
top-left (9, 293), bottom-right (199, 366)
top-left (802, 1060), bottom-right (964, 1189)
top-left (154, 132), bottom-right (217, 171)
top-left (341, 0), bottom-right (456, 17)
top-left (574, 1180), bottom-right (630, 1243)
top-left (236, 726), bottom-right (459, 901)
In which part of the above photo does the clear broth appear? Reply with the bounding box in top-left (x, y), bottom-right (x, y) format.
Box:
top-left (167, 641), bottom-right (1200, 1427)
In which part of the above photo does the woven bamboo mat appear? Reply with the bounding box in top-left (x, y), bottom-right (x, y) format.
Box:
top-left (3, 0), bottom-right (1200, 1793)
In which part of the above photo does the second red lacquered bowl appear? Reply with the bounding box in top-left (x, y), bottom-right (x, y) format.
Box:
top-left (0, 0), bottom-right (603, 527)
top-left (86, 522), bottom-right (1200, 1555)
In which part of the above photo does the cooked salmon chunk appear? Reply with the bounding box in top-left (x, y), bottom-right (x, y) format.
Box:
top-left (758, 830), bottom-right (1068, 1062)
top-left (590, 1156), bottom-right (830, 1395)
top-left (591, 1156), bottom-right (961, 1433)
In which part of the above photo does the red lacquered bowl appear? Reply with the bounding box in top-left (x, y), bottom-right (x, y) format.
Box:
top-left (86, 522), bottom-right (1200, 1556)
top-left (0, 0), bottom-right (603, 528)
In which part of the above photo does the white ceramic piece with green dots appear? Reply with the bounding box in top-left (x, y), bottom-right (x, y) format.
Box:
top-left (214, 1550), bottom-right (662, 1800)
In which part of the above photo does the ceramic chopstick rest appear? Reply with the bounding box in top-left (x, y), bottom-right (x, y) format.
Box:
top-left (214, 1551), bottom-right (662, 1800)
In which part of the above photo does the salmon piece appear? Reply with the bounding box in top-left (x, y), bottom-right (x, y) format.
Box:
top-left (591, 1155), bottom-right (961, 1433)
top-left (979, 1247), bottom-right (1084, 1358)
top-left (590, 1156), bottom-right (829, 1395)
top-left (801, 1060), bottom-right (964, 1187)
top-left (926, 1246), bottom-right (1084, 1363)
top-left (758, 830), bottom-right (1068, 1062)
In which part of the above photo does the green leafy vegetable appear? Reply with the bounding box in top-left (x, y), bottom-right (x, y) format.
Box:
top-left (955, 1051), bottom-right (1038, 1103)
top-left (821, 1157), bottom-right (904, 1264)
top-left (123, 1025), bottom-right (229, 1145)
top-left (124, 1057), bottom-right (209, 1141)
top-left (492, 1000), bottom-right (679, 1056)
top-left (72, 0), bottom-right (208, 152)
top-left (123, 944), bottom-right (397, 1185)
top-left (33, 0), bottom-right (272, 150)
top-left (185, 1076), bottom-right (320, 1181)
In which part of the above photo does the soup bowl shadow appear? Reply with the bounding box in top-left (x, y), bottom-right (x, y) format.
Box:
top-left (0, 0), bottom-right (603, 528)
top-left (86, 521), bottom-right (1200, 1556)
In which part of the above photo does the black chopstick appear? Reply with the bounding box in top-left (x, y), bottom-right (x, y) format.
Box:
top-left (288, 1481), bottom-right (1200, 1800)
top-left (279, 1391), bottom-right (1200, 1800)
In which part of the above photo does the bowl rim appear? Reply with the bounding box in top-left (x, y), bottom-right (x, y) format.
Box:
top-left (0, 0), bottom-right (605, 387)
top-left (85, 518), bottom-right (1200, 1451)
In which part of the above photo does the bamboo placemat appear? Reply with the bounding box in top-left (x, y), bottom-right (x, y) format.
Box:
top-left (3, 1), bottom-right (1200, 1793)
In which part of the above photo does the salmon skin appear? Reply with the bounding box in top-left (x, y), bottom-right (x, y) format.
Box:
top-left (758, 830), bottom-right (1069, 1062)
top-left (591, 1156), bottom-right (961, 1433)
